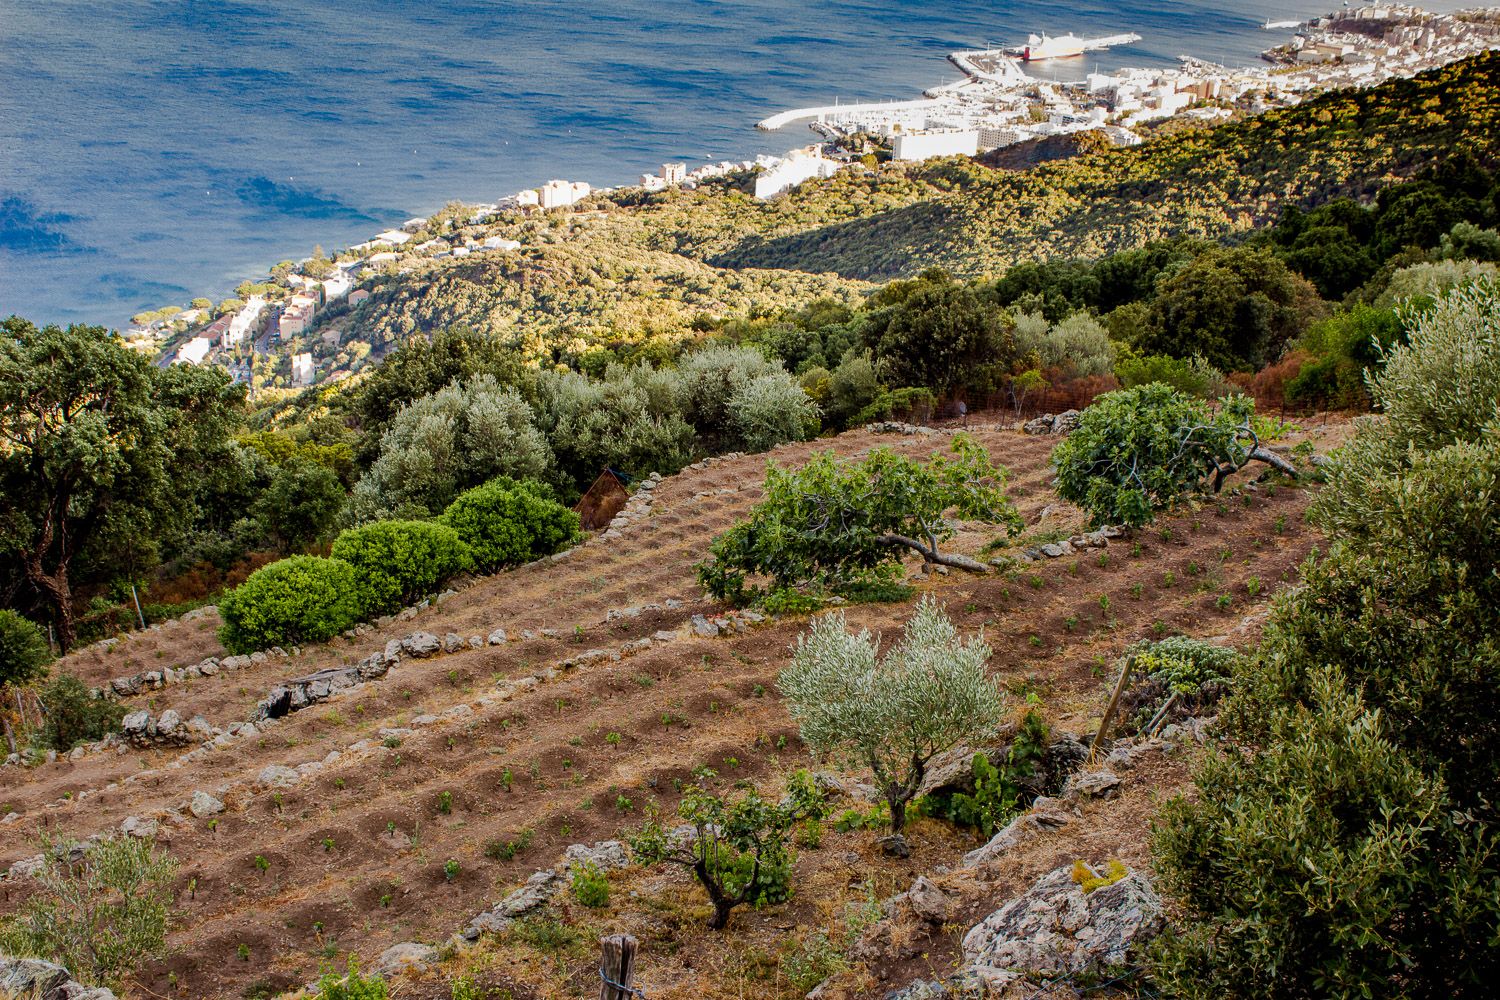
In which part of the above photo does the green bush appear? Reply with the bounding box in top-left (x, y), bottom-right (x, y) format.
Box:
top-left (0, 834), bottom-right (177, 989)
top-left (312, 959), bottom-right (387, 1000)
top-left (439, 479), bottom-right (580, 573)
top-left (698, 435), bottom-right (1018, 605)
top-left (570, 861), bottom-right (610, 908)
top-left (0, 609), bottom-right (52, 688)
top-left (216, 555), bottom-right (364, 654)
top-left (39, 675), bottom-right (124, 751)
top-left (1053, 385), bottom-right (1274, 527)
top-left (330, 520), bottom-right (470, 615)
top-left (918, 710), bottom-right (1048, 838)
top-left (1150, 281), bottom-right (1500, 998)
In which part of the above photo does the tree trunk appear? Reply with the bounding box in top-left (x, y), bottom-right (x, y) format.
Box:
top-left (695, 856), bottom-right (737, 930)
top-left (887, 788), bottom-right (907, 834)
top-left (1248, 447), bottom-right (1299, 478)
top-left (876, 534), bottom-right (991, 574)
top-left (23, 556), bottom-right (75, 653)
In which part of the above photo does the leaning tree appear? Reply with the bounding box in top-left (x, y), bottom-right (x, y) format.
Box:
top-left (696, 433), bottom-right (1021, 604)
top-left (1052, 384), bottom-right (1297, 528)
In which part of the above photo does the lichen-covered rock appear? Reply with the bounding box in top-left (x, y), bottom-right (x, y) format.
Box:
top-left (257, 764), bottom-right (299, 788)
top-left (189, 790), bottom-right (224, 818)
top-left (402, 632), bottom-right (441, 657)
top-left (375, 941), bottom-right (438, 974)
top-left (961, 864), bottom-right (1163, 977)
top-left (0, 956), bottom-right (118, 999)
top-left (1063, 769), bottom-right (1121, 800)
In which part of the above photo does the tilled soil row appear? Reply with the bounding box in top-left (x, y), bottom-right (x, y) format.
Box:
top-left (0, 422), bottom-right (1333, 998)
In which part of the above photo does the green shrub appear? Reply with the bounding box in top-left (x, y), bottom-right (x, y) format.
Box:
top-left (1114, 352), bottom-right (1227, 398)
top-left (1053, 385), bottom-right (1285, 527)
top-left (1150, 281), bottom-right (1500, 998)
top-left (570, 861), bottom-right (610, 908)
top-left (38, 675), bottom-right (124, 751)
top-left (0, 609), bottom-right (52, 688)
top-left (330, 520), bottom-right (470, 615)
top-left (918, 709), bottom-right (1048, 838)
top-left (216, 555), bottom-right (364, 654)
top-left (312, 959), bottom-right (387, 1000)
top-left (0, 834), bottom-right (177, 989)
top-left (698, 435), bottom-right (1018, 605)
top-left (440, 478), bottom-right (580, 574)
top-left (630, 770), bottom-right (825, 929)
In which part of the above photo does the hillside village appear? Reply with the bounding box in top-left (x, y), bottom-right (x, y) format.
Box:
top-left (121, 5), bottom-right (1500, 398)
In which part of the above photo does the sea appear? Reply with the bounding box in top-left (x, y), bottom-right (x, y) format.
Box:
top-left (0, 0), bottom-right (1472, 326)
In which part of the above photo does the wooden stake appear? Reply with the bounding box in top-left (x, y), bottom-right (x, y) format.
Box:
top-left (1090, 659), bottom-right (1132, 763)
top-left (599, 933), bottom-right (639, 1000)
top-left (131, 584), bottom-right (147, 631)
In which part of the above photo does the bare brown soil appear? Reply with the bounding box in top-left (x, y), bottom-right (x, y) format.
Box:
top-left (0, 418), bottom-right (1347, 999)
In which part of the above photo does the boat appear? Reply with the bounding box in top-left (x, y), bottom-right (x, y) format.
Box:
top-left (1022, 33), bottom-right (1086, 61)
top-left (1263, 19), bottom-right (1302, 29)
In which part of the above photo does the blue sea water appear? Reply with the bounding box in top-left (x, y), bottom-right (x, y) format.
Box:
top-left (0, 1), bottom-right (1469, 326)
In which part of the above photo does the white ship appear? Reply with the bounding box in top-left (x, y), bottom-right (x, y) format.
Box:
top-left (1023, 33), bottom-right (1086, 60)
top-left (1015, 31), bottom-right (1142, 62)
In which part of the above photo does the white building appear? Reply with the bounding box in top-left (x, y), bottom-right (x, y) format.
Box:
top-left (291, 352), bottom-right (315, 386)
top-left (753, 150), bottom-right (843, 200)
top-left (226, 296), bottom-right (265, 346)
top-left (892, 129), bottom-right (980, 161)
top-left (482, 236), bottom-right (521, 251)
top-left (174, 336), bottom-right (214, 366)
top-left (538, 179), bottom-right (591, 210)
top-left (661, 162), bottom-right (687, 184)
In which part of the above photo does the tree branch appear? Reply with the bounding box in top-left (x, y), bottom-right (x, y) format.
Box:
top-left (875, 533), bottom-right (991, 573)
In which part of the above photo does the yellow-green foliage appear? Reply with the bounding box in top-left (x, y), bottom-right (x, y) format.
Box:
top-left (1072, 858), bottom-right (1129, 894)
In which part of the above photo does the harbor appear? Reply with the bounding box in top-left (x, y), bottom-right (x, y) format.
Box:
top-left (758, 5), bottom-right (1500, 164)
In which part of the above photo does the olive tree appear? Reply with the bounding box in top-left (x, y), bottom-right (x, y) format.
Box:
top-left (698, 434), bottom-right (1020, 604)
top-left (0, 610), bottom-right (51, 689)
top-left (0, 834), bottom-right (178, 990)
top-left (778, 598), bottom-right (1005, 850)
top-left (1053, 384), bottom-right (1297, 527)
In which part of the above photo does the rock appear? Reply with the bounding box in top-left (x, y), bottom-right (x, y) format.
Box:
top-left (465, 868), bottom-right (566, 939)
top-left (155, 709), bottom-right (181, 736)
top-left (894, 876), bottom-right (952, 925)
top-left (121, 710), bottom-right (150, 736)
top-left (376, 941), bottom-right (438, 974)
top-left (442, 632), bottom-right (465, 653)
top-left (1039, 542), bottom-right (1066, 558)
top-left (689, 614), bottom-right (720, 638)
top-left (0, 956), bottom-right (119, 1000)
top-left (1053, 409), bottom-right (1081, 434)
top-left (120, 815), bottom-right (157, 839)
top-left (385, 639), bottom-right (403, 661)
top-left (563, 840), bottom-right (631, 871)
top-left (962, 864), bottom-right (1163, 978)
top-left (189, 791), bottom-right (224, 818)
top-left (257, 764), bottom-right (300, 788)
top-left (877, 834), bottom-right (912, 858)
top-left (488, 628), bottom-right (508, 645)
top-left (1064, 769), bottom-right (1121, 800)
top-left (402, 632), bottom-right (441, 658)
top-left (962, 808), bottom-right (1073, 867)
top-left (1023, 414), bottom-right (1055, 435)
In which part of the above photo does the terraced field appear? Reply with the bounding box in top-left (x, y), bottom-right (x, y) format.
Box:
top-left (0, 418), bottom-right (1347, 999)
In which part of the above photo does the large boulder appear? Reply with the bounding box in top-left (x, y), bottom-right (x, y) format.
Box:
top-left (401, 632), bottom-right (441, 658)
top-left (961, 864), bottom-right (1163, 978)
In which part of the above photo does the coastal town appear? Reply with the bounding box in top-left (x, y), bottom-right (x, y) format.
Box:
top-left (125, 4), bottom-right (1500, 394)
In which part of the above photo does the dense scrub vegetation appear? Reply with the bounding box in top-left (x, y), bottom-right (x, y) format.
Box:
top-left (1150, 282), bottom-right (1500, 997)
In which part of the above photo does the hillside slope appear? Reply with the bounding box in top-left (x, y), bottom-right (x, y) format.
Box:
top-left (0, 418), bottom-right (1348, 999)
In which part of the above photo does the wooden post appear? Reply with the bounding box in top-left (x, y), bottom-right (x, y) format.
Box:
top-left (1090, 659), bottom-right (1133, 763)
top-left (598, 933), bottom-right (639, 1000)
